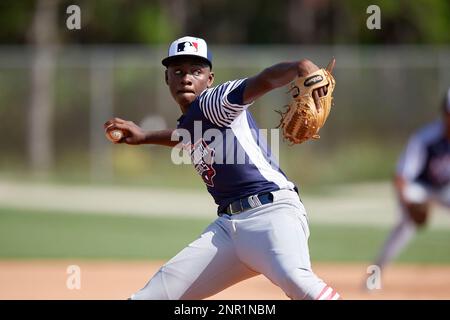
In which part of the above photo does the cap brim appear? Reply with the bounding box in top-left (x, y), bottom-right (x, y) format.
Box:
top-left (161, 55), bottom-right (212, 68)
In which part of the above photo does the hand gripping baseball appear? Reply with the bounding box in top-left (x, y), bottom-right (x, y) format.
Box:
top-left (104, 118), bottom-right (146, 145)
top-left (278, 59), bottom-right (336, 145)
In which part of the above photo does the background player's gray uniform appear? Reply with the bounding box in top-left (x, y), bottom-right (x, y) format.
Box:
top-left (375, 119), bottom-right (450, 269)
top-left (397, 120), bottom-right (450, 206)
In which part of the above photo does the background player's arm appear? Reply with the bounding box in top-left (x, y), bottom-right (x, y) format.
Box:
top-left (394, 174), bottom-right (409, 205)
top-left (394, 133), bottom-right (430, 225)
top-left (394, 173), bottom-right (429, 225)
top-left (104, 118), bottom-right (179, 147)
top-left (395, 133), bottom-right (427, 204)
top-left (242, 58), bottom-right (335, 105)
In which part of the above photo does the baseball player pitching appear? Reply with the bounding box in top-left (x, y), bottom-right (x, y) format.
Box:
top-left (104, 36), bottom-right (339, 300)
top-left (374, 88), bottom-right (450, 270)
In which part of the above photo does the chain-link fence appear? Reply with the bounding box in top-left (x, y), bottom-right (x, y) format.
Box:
top-left (1, 45), bottom-right (449, 186)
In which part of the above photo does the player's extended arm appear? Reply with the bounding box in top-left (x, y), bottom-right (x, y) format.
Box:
top-left (139, 129), bottom-right (179, 147)
top-left (242, 59), bottom-right (335, 105)
top-left (104, 118), bottom-right (179, 147)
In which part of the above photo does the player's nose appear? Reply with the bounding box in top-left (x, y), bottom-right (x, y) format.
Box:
top-left (181, 73), bottom-right (193, 85)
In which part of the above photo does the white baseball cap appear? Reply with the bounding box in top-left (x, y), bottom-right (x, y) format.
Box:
top-left (162, 36), bottom-right (212, 68)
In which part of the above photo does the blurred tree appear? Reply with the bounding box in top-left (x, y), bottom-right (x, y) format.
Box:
top-left (57, 0), bottom-right (178, 44)
top-left (345, 0), bottom-right (450, 44)
top-left (1, 0), bottom-right (449, 45)
top-left (0, 1), bottom-right (35, 44)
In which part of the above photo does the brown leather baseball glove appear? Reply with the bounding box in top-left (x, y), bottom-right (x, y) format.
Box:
top-left (278, 62), bottom-right (336, 144)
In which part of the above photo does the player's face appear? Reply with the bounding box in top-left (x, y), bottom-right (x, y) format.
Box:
top-left (165, 57), bottom-right (214, 112)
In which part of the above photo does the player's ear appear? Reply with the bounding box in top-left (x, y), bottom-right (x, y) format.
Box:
top-left (165, 69), bottom-right (169, 85)
top-left (207, 71), bottom-right (214, 88)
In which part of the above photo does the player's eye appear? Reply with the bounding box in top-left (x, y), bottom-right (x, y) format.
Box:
top-left (193, 69), bottom-right (201, 76)
top-left (174, 70), bottom-right (183, 76)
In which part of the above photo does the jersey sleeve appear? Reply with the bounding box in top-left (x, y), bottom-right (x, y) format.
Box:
top-left (396, 133), bottom-right (426, 182)
top-left (198, 79), bottom-right (254, 127)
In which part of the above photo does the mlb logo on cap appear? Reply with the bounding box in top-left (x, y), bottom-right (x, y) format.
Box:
top-left (177, 41), bottom-right (198, 53)
top-left (162, 36), bottom-right (212, 68)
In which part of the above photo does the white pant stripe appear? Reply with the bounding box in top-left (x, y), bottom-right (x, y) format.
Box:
top-left (318, 288), bottom-right (333, 300)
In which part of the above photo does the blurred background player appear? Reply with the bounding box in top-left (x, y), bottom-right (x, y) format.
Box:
top-left (374, 88), bottom-right (450, 270)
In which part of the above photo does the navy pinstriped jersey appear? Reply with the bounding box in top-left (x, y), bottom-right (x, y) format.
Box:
top-left (176, 79), bottom-right (296, 212)
top-left (397, 120), bottom-right (450, 189)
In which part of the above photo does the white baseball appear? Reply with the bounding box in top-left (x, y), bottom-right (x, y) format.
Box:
top-left (403, 183), bottom-right (428, 203)
top-left (107, 129), bottom-right (124, 142)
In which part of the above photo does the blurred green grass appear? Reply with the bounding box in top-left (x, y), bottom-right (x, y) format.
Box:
top-left (1, 207), bottom-right (449, 263)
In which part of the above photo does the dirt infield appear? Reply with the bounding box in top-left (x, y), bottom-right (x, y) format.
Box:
top-left (0, 260), bottom-right (449, 300)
